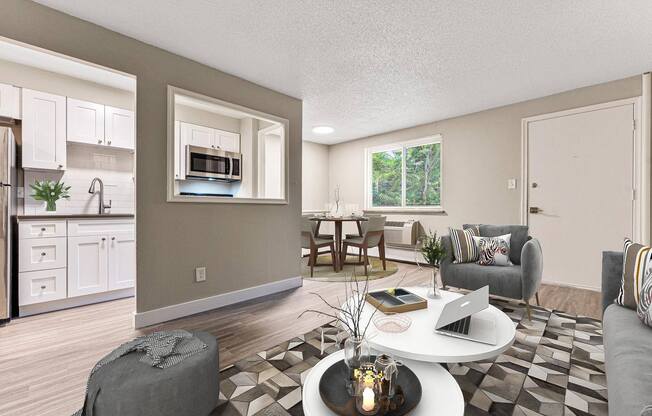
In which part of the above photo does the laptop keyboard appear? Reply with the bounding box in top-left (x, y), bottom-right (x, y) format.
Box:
top-left (440, 316), bottom-right (471, 335)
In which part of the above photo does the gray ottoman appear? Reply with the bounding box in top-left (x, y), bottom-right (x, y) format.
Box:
top-left (89, 331), bottom-right (219, 416)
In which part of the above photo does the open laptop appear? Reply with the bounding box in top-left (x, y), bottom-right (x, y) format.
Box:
top-left (434, 286), bottom-right (497, 345)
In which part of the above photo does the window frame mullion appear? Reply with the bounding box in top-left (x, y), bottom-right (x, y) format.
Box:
top-left (401, 146), bottom-right (407, 208)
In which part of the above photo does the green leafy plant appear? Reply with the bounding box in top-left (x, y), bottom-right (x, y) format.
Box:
top-left (420, 230), bottom-right (445, 267)
top-left (30, 180), bottom-right (71, 211)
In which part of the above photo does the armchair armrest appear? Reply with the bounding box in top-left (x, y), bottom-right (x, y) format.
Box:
top-left (521, 238), bottom-right (543, 301)
top-left (440, 235), bottom-right (454, 284)
top-left (601, 251), bottom-right (623, 314)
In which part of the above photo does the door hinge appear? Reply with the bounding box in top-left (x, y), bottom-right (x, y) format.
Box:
top-left (633, 119), bottom-right (637, 131)
top-left (632, 189), bottom-right (637, 201)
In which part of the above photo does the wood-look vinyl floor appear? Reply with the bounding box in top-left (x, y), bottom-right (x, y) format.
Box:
top-left (0, 262), bottom-right (601, 416)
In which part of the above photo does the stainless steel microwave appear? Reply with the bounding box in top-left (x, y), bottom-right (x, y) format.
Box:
top-left (186, 145), bottom-right (242, 182)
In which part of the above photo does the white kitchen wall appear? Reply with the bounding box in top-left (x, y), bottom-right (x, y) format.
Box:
top-left (23, 144), bottom-right (134, 214)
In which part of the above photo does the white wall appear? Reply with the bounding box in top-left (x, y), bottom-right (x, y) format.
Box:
top-left (24, 144), bottom-right (134, 214)
top-left (328, 76), bottom-right (642, 237)
top-left (302, 140), bottom-right (330, 211)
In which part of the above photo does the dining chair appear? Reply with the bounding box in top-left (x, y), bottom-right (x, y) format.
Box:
top-left (302, 214), bottom-right (334, 240)
top-left (302, 216), bottom-right (337, 277)
top-left (345, 214), bottom-right (381, 261)
top-left (341, 216), bottom-right (387, 276)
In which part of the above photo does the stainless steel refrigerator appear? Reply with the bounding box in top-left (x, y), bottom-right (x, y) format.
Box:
top-left (0, 126), bottom-right (15, 324)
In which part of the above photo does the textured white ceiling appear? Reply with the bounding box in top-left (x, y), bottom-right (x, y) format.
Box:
top-left (33, 0), bottom-right (652, 144)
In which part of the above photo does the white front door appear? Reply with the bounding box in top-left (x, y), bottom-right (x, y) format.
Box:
top-left (526, 102), bottom-right (636, 290)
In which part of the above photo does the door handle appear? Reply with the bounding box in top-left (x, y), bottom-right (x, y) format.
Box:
top-left (529, 207), bottom-right (542, 214)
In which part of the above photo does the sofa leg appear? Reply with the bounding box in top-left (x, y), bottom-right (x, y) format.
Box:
top-left (535, 292), bottom-right (540, 306)
top-left (525, 300), bottom-right (532, 321)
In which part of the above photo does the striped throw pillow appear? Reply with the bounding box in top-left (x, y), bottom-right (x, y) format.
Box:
top-left (616, 238), bottom-right (652, 310)
top-left (449, 226), bottom-right (480, 264)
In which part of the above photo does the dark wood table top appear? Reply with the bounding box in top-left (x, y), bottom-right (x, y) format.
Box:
top-left (308, 216), bottom-right (367, 222)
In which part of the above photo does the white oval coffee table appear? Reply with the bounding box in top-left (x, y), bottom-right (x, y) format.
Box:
top-left (302, 350), bottom-right (464, 416)
top-left (349, 286), bottom-right (516, 363)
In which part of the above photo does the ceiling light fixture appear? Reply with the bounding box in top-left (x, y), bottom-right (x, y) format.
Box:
top-left (312, 126), bottom-right (334, 135)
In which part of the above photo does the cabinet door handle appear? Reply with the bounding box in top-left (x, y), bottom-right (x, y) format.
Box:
top-left (40, 227), bottom-right (46, 232)
top-left (111, 237), bottom-right (116, 241)
top-left (40, 285), bottom-right (46, 290)
top-left (101, 237), bottom-right (106, 241)
top-left (40, 252), bottom-right (46, 256)
top-left (98, 139), bottom-right (102, 144)
top-left (107, 140), bottom-right (112, 145)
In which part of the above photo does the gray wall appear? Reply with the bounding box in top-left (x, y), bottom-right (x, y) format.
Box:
top-left (329, 76), bottom-right (642, 237)
top-left (1, 0), bottom-right (302, 313)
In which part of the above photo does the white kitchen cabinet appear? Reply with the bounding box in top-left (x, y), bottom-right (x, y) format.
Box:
top-left (67, 234), bottom-right (109, 297)
top-left (18, 268), bottom-right (67, 306)
top-left (180, 122), bottom-right (215, 149)
top-left (67, 98), bottom-right (105, 146)
top-left (105, 106), bottom-right (134, 150)
top-left (108, 231), bottom-right (136, 290)
top-left (19, 237), bottom-right (66, 272)
top-left (0, 83), bottom-right (20, 119)
top-left (22, 89), bottom-right (66, 170)
top-left (217, 132), bottom-right (240, 153)
top-left (18, 220), bottom-right (66, 239)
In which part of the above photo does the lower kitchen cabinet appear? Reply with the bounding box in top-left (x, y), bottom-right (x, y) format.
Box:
top-left (17, 218), bottom-right (135, 314)
top-left (18, 268), bottom-right (67, 305)
top-left (67, 234), bottom-right (109, 297)
top-left (108, 231), bottom-right (136, 290)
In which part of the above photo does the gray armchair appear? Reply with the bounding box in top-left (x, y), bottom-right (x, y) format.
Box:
top-left (441, 224), bottom-right (543, 320)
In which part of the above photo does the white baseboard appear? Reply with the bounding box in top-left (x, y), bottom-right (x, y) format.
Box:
top-left (541, 279), bottom-right (601, 292)
top-left (133, 276), bottom-right (303, 329)
top-left (20, 288), bottom-right (134, 317)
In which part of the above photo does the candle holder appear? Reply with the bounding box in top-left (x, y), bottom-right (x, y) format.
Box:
top-left (354, 364), bottom-right (381, 415)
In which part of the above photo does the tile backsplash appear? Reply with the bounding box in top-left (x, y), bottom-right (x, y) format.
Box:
top-left (23, 144), bottom-right (134, 215)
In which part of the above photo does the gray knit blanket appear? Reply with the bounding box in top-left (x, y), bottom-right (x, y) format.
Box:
top-left (73, 330), bottom-right (207, 416)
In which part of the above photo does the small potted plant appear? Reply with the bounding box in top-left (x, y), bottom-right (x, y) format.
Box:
top-left (420, 230), bottom-right (445, 298)
top-left (30, 180), bottom-right (71, 212)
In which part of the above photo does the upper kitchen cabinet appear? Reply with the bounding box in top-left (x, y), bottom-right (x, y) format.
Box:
top-left (67, 100), bottom-right (134, 150)
top-left (105, 106), bottom-right (135, 150)
top-left (0, 83), bottom-right (20, 119)
top-left (22, 89), bottom-right (66, 171)
top-left (67, 98), bottom-right (105, 146)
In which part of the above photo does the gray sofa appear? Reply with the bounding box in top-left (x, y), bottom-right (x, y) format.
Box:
top-left (441, 224), bottom-right (543, 319)
top-left (602, 251), bottom-right (652, 416)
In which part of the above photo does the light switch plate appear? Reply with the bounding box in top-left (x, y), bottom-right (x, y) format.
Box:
top-left (507, 179), bottom-right (517, 190)
top-left (195, 267), bottom-right (206, 282)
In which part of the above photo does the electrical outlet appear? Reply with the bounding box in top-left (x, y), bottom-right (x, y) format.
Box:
top-left (195, 267), bottom-right (206, 282)
top-left (507, 179), bottom-right (517, 190)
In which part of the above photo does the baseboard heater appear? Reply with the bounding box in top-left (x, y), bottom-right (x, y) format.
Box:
top-left (384, 220), bottom-right (419, 248)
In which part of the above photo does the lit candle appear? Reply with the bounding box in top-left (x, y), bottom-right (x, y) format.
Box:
top-left (362, 387), bottom-right (375, 412)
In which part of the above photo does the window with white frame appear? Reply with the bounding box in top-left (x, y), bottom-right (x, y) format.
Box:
top-left (366, 136), bottom-right (442, 209)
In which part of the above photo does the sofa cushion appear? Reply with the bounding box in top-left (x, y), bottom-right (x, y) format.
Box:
top-left (603, 304), bottom-right (652, 416)
top-left (441, 262), bottom-right (522, 300)
top-left (464, 224), bottom-right (529, 265)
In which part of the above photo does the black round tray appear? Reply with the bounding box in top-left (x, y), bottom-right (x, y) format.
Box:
top-left (318, 358), bottom-right (422, 416)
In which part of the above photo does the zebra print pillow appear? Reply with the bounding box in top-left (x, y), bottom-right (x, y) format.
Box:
top-left (473, 234), bottom-right (512, 266)
top-left (638, 272), bottom-right (652, 327)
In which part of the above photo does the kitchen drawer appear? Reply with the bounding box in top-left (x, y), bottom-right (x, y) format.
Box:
top-left (68, 219), bottom-right (134, 237)
top-left (19, 268), bottom-right (67, 305)
top-left (19, 237), bottom-right (67, 272)
top-left (19, 220), bottom-right (67, 239)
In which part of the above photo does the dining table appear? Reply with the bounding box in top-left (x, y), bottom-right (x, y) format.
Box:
top-left (309, 215), bottom-right (367, 271)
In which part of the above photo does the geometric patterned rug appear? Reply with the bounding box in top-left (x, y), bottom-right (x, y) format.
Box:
top-left (214, 297), bottom-right (607, 416)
